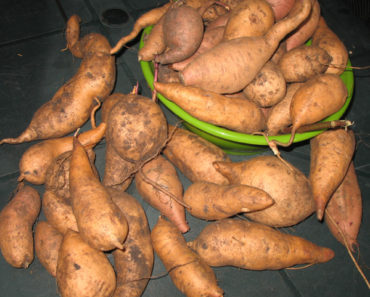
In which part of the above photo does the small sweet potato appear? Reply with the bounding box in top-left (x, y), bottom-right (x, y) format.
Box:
top-left (183, 181), bottom-right (274, 220)
top-left (56, 230), bottom-right (116, 297)
top-left (325, 162), bottom-right (362, 252)
top-left (151, 216), bottom-right (224, 297)
top-left (135, 155), bottom-right (189, 233)
top-left (0, 184), bottom-right (41, 268)
top-left (309, 128), bottom-right (356, 220)
top-left (34, 220), bottom-right (63, 277)
top-left (188, 218), bottom-right (335, 269)
top-left (214, 155), bottom-right (315, 227)
top-left (163, 124), bottom-right (231, 185)
top-left (108, 188), bottom-right (154, 297)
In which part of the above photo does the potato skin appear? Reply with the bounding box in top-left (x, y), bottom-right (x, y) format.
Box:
top-left (108, 188), bottom-right (154, 297)
top-left (188, 218), bottom-right (335, 269)
top-left (56, 230), bottom-right (116, 297)
top-left (34, 221), bottom-right (63, 277)
top-left (151, 216), bottom-right (224, 297)
top-left (0, 184), bottom-right (40, 268)
top-left (163, 125), bottom-right (231, 185)
top-left (214, 156), bottom-right (315, 227)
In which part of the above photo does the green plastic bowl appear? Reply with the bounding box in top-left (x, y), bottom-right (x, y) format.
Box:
top-left (139, 26), bottom-right (354, 155)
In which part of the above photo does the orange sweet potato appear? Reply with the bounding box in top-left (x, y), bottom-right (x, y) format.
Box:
top-left (135, 155), bottom-right (189, 233)
top-left (0, 184), bottom-right (41, 268)
top-left (0, 15), bottom-right (115, 145)
top-left (325, 162), bottom-right (362, 252)
top-left (309, 128), bottom-right (356, 220)
top-left (183, 181), bottom-right (274, 220)
top-left (151, 216), bottom-right (224, 297)
top-left (188, 218), bottom-right (335, 269)
top-left (214, 155), bottom-right (315, 227)
top-left (163, 124), bottom-right (231, 185)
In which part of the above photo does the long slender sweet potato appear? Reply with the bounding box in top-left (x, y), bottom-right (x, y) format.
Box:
top-left (34, 220), bottom-right (63, 277)
top-left (0, 15), bottom-right (115, 145)
top-left (188, 218), bottom-right (335, 269)
top-left (163, 124), bottom-right (231, 185)
top-left (183, 181), bottom-right (274, 220)
top-left (325, 162), bottom-right (362, 252)
top-left (135, 155), bottom-right (189, 233)
top-left (69, 137), bottom-right (128, 251)
top-left (0, 184), bottom-right (41, 268)
top-left (180, 0), bottom-right (312, 94)
top-left (108, 188), bottom-right (154, 297)
top-left (18, 123), bottom-right (105, 185)
top-left (214, 155), bottom-right (315, 227)
top-left (151, 216), bottom-right (224, 297)
top-left (154, 82), bottom-right (266, 133)
top-left (309, 128), bottom-right (356, 220)
top-left (56, 230), bottom-right (116, 297)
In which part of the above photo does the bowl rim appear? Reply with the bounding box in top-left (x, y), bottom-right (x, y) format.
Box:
top-left (139, 26), bottom-right (354, 146)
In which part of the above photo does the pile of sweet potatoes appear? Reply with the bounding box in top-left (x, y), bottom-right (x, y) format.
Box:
top-left (0, 1), bottom-right (365, 297)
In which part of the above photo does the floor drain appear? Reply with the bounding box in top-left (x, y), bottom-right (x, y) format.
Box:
top-left (101, 8), bottom-right (129, 27)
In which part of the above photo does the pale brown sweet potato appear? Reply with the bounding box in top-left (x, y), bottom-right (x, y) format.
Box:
top-left (278, 44), bottom-right (332, 82)
top-left (163, 124), bottom-right (231, 185)
top-left (151, 216), bottom-right (224, 297)
top-left (222, 0), bottom-right (275, 41)
top-left (69, 137), bottom-right (128, 251)
top-left (34, 220), bottom-right (63, 277)
top-left (0, 184), bottom-right (41, 268)
top-left (108, 188), bottom-right (154, 297)
top-left (154, 82), bottom-right (266, 133)
top-left (56, 230), bottom-right (116, 297)
top-left (135, 155), bottom-right (189, 233)
top-left (188, 218), bottom-right (335, 269)
top-left (183, 181), bottom-right (274, 220)
top-left (214, 155), bottom-right (315, 227)
top-left (42, 190), bottom-right (78, 235)
top-left (325, 162), bottom-right (362, 252)
top-left (242, 61), bottom-right (287, 107)
top-left (312, 16), bottom-right (349, 75)
top-left (266, 0), bottom-right (296, 21)
top-left (309, 128), bottom-right (356, 220)
top-left (180, 0), bottom-right (312, 94)
top-left (158, 64), bottom-right (182, 83)
top-left (0, 15), bottom-right (115, 145)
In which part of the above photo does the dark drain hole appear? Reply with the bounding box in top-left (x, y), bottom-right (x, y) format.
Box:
top-left (101, 8), bottom-right (129, 27)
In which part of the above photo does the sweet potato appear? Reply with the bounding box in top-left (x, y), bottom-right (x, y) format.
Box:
top-left (278, 44), bottom-right (332, 82)
top-left (309, 128), bottom-right (356, 220)
top-left (111, 2), bottom-right (171, 54)
top-left (222, 0), bottom-right (275, 41)
top-left (34, 220), bottom-right (63, 277)
top-left (135, 155), bottom-right (189, 233)
top-left (183, 181), bottom-right (274, 220)
top-left (180, 0), bottom-right (312, 94)
top-left (325, 161), bottom-right (362, 252)
top-left (56, 230), bottom-right (116, 297)
top-left (285, 0), bottom-right (320, 51)
top-left (44, 147), bottom-right (99, 201)
top-left (312, 16), bottom-right (349, 75)
top-left (42, 190), bottom-right (78, 235)
top-left (0, 15), bottom-right (115, 145)
top-left (266, 82), bottom-right (302, 135)
top-left (0, 184), bottom-right (40, 268)
top-left (151, 216), bottom-right (224, 297)
top-left (187, 218), bottom-right (335, 269)
top-left (154, 81), bottom-right (266, 133)
top-left (163, 124), bottom-right (231, 185)
top-left (214, 155), bottom-right (315, 227)
top-left (17, 121), bottom-right (105, 186)
top-left (158, 64), bottom-right (182, 83)
top-left (108, 188), bottom-right (154, 297)
top-left (155, 2), bottom-right (205, 64)
top-left (242, 61), bottom-right (287, 107)
top-left (266, 0), bottom-right (296, 20)
top-left (69, 137), bottom-right (128, 251)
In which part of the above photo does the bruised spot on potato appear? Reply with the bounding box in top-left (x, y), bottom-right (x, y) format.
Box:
top-left (74, 263), bottom-right (81, 270)
top-left (201, 242), bottom-right (208, 250)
